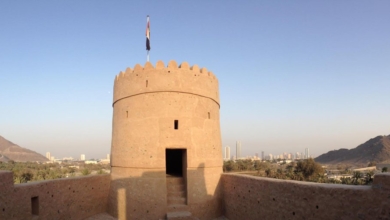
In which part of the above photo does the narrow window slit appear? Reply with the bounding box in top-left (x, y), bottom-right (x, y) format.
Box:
top-left (208, 112), bottom-right (210, 119)
top-left (126, 111), bottom-right (128, 118)
top-left (146, 80), bottom-right (148, 87)
top-left (31, 196), bottom-right (39, 216)
top-left (174, 120), bottom-right (178, 130)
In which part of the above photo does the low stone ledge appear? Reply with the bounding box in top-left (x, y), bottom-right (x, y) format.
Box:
top-left (0, 174), bottom-right (111, 220)
top-left (221, 173), bottom-right (386, 220)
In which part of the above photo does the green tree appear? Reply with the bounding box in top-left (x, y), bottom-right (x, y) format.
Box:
top-left (97, 169), bottom-right (106, 175)
top-left (265, 168), bottom-right (273, 177)
top-left (365, 170), bottom-right (375, 185)
top-left (294, 158), bottom-right (324, 181)
top-left (352, 171), bottom-right (362, 185)
top-left (382, 167), bottom-right (388, 173)
top-left (19, 171), bottom-right (34, 183)
top-left (81, 168), bottom-right (91, 176)
top-left (223, 161), bottom-right (237, 172)
top-left (68, 167), bottom-right (76, 176)
top-left (341, 177), bottom-right (352, 185)
top-left (36, 169), bottom-right (50, 180)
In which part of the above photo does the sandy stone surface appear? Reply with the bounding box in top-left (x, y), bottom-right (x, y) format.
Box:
top-left (0, 171), bottom-right (110, 220)
top-left (222, 173), bottom-right (390, 220)
top-left (109, 61), bottom-right (223, 219)
top-left (84, 212), bottom-right (118, 220)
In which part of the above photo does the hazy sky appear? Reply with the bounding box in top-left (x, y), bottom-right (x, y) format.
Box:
top-left (1, 1), bottom-right (389, 160)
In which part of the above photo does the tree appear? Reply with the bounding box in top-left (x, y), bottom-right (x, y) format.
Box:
top-left (81, 168), bottom-right (91, 176)
top-left (223, 161), bottom-right (237, 172)
top-left (352, 171), bottom-right (362, 185)
top-left (68, 167), bottom-right (76, 176)
top-left (341, 177), bottom-right (352, 185)
top-left (365, 170), bottom-right (375, 185)
top-left (48, 168), bottom-right (63, 179)
top-left (265, 168), bottom-right (273, 177)
top-left (294, 158), bottom-right (324, 181)
top-left (19, 171), bottom-right (34, 183)
top-left (36, 169), bottom-right (49, 180)
top-left (382, 167), bottom-right (388, 173)
top-left (97, 169), bottom-right (106, 175)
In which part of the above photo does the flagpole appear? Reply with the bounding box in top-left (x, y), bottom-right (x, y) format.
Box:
top-left (146, 15), bottom-right (150, 62)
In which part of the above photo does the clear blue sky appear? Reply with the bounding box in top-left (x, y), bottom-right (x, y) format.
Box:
top-left (1, 1), bottom-right (389, 160)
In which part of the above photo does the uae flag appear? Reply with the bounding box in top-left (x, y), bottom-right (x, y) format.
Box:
top-left (146, 16), bottom-right (151, 51)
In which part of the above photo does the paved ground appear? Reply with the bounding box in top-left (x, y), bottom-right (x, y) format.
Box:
top-left (84, 213), bottom-right (229, 220)
top-left (84, 213), bottom-right (117, 220)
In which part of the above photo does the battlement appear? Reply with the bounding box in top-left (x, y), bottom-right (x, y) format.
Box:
top-left (113, 60), bottom-right (220, 107)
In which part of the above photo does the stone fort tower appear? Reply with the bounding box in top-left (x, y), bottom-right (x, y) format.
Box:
top-left (109, 60), bottom-right (223, 219)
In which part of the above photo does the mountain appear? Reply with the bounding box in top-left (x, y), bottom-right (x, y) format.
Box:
top-left (0, 135), bottom-right (48, 162)
top-left (315, 135), bottom-right (390, 166)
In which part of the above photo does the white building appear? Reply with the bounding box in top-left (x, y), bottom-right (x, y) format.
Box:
top-left (305, 148), bottom-right (310, 159)
top-left (46, 152), bottom-right (51, 160)
top-left (80, 154), bottom-right (86, 161)
top-left (63, 157), bottom-right (74, 161)
top-left (236, 141), bottom-right (241, 159)
top-left (225, 146), bottom-right (230, 160)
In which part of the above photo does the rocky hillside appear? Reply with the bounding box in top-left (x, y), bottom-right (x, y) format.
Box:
top-left (0, 135), bottom-right (48, 162)
top-left (315, 135), bottom-right (390, 166)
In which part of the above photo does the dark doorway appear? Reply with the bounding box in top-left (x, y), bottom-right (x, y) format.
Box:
top-left (166, 149), bottom-right (186, 177)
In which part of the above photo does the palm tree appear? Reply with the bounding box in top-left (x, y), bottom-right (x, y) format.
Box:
top-left (352, 171), bottom-right (362, 185)
top-left (265, 168), bottom-right (272, 177)
top-left (365, 170), bottom-right (375, 185)
top-left (341, 177), bottom-right (352, 185)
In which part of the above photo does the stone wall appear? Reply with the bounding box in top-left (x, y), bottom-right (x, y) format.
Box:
top-left (221, 173), bottom-right (390, 220)
top-left (0, 171), bottom-right (110, 220)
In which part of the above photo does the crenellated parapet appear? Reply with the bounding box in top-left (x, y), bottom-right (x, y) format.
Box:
top-left (113, 60), bottom-right (220, 107)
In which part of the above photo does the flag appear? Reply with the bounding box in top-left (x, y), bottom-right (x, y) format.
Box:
top-left (146, 16), bottom-right (151, 51)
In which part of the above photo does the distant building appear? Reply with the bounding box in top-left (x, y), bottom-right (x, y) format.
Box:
top-left (46, 152), bottom-right (51, 160)
top-left (236, 141), bottom-right (241, 159)
top-left (63, 157), bottom-right (73, 161)
top-left (107, 154), bottom-right (110, 161)
top-left (80, 154), bottom-right (85, 161)
top-left (99, 159), bottom-right (110, 164)
top-left (225, 146), bottom-right (230, 160)
top-left (261, 151), bottom-right (264, 160)
top-left (85, 160), bottom-right (97, 164)
top-left (305, 148), bottom-right (310, 159)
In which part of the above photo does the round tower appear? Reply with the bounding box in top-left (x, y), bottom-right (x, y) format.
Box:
top-left (108, 60), bottom-right (223, 219)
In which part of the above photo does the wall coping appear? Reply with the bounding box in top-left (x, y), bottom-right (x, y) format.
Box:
top-left (222, 173), bottom-right (372, 190)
